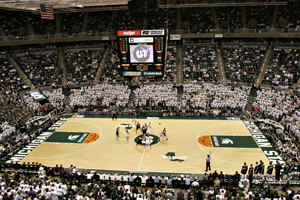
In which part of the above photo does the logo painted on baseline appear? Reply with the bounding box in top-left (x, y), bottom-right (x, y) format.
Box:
top-left (68, 135), bottom-right (80, 140)
top-left (161, 152), bottom-right (188, 162)
top-left (198, 135), bottom-right (258, 148)
top-left (221, 138), bottom-right (233, 144)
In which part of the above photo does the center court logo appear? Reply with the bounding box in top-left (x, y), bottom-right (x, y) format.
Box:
top-left (118, 124), bottom-right (135, 130)
top-left (134, 134), bottom-right (160, 145)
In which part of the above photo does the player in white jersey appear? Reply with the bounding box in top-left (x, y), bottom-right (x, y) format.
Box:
top-left (132, 119), bottom-right (137, 126)
top-left (125, 129), bottom-right (130, 141)
top-left (146, 122), bottom-right (152, 134)
top-left (145, 134), bottom-right (152, 149)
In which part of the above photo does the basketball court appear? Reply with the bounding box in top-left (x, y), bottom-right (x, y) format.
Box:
top-left (20, 116), bottom-right (270, 175)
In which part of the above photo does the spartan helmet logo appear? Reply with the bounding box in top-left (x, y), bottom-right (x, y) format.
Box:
top-left (221, 138), bottom-right (233, 144)
top-left (68, 135), bottom-right (80, 140)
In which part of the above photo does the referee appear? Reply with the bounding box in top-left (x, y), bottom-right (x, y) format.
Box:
top-left (205, 154), bottom-right (211, 172)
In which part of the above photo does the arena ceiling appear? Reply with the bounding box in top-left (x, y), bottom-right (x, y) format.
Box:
top-left (0, 0), bottom-right (128, 11)
top-left (0, 0), bottom-right (288, 11)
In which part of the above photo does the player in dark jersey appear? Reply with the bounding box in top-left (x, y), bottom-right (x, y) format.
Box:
top-left (116, 127), bottom-right (120, 140)
top-left (160, 128), bottom-right (168, 144)
top-left (248, 164), bottom-right (254, 188)
top-left (142, 125), bottom-right (147, 135)
top-left (267, 162), bottom-right (273, 180)
top-left (254, 162), bottom-right (259, 178)
top-left (135, 135), bottom-right (145, 149)
top-left (136, 122), bottom-right (141, 133)
top-left (241, 162), bottom-right (248, 180)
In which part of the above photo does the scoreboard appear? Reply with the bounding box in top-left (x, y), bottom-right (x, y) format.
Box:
top-left (117, 29), bottom-right (167, 77)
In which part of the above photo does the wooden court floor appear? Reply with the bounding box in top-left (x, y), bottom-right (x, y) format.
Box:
top-left (21, 118), bottom-right (269, 175)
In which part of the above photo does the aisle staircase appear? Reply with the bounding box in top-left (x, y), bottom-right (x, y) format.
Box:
top-left (94, 46), bottom-right (111, 85)
top-left (57, 48), bottom-right (67, 88)
top-left (211, 7), bottom-right (220, 29)
top-left (127, 87), bottom-right (136, 108)
top-left (63, 95), bottom-right (72, 113)
top-left (245, 86), bottom-right (258, 111)
top-left (6, 52), bottom-right (35, 90)
top-left (242, 6), bottom-right (247, 28)
top-left (55, 14), bottom-right (61, 34)
top-left (271, 5), bottom-right (279, 28)
top-left (176, 44), bottom-right (183, 85)
top-left (255, 45), bottom-right (273, 86)
top-left (82, 12), bottom-right (89, 33)
top-left (216, 45), bottom-right (227, 84)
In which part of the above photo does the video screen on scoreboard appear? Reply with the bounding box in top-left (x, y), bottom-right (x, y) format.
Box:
top-left (129, 44), bottom-right (154, 63)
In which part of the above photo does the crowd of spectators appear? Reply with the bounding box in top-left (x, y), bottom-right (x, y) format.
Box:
top-left (16, 51), bottom-right (62, 88)
top-left (277, 1), bottom-right (300, 32)
top-left (42, 88), bottom-right (65, 109)
top-left (0, 56), bottom-right (29, 95)
top-left (65, 49), bottom-right (104, 85)
top-left (0, 10), bottom-right (27, 37)
top-left (2, 2), bottom-right (300, 40)
top-left (87, 11), bottom-right (112, 34)
top-left (1, 162), bottom-right (300, 199)
top-left (181, 8), bottom-right (214, 33)
top-left (263, 48), bottom-right (300, 88)
top-left (180, 83), bottom-right (250, 117)
top-left (61, 13), bottom-right (84, 35)
top-left (215, 7), bottom-right (243, 31)
top-left (69, 83), bottom-right (130, 112)
top-left (252, 88), bottom-right (300, 180)
top-left (164, 47), bottom-right (177, 83)
top-left (147, 8), bottom-right (177, 30)
top-left (134, 84), bottom-right (178, 111)
top-left (222, 46), bottom-right (265, 83)
top-left (246, 6), bottom-right (274, 31)
top-left (183, 46), bottom-right (219, 83)
top-left (28, 13), bottom-right (56, 36)
top-left (111, 10), bottom-right (143, 31)
top-left (101, 48), bottom-right (123, 82)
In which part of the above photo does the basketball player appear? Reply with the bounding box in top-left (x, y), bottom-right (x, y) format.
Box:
top-left (241, 162), bottom-right (248, 180)
top-left (132, 118), bottom-right (137, 126)
top-left (254, 162), bottom-right (259, 178)
top-left (145, 134), bottom-right (152, 149)
top-left (135, 135), bottom-right (145, 149)
top-left (116, 127), bottom-right (120, 140)
top-left (136, 122), bottom-right (141, 133)
top-left (146, 122), bottom-right (152, 134)
top-left (142, 125), bottom-right (147, 136)
top-left (160, 128), bottom-right (168, 144)
top-left (267, 162), bottom-right (273, 180)
top-left (125, 129), bottom-right (130, 141)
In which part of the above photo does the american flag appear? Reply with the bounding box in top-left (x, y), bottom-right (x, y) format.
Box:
top-left (40, 4), bottom-right (54, 20)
